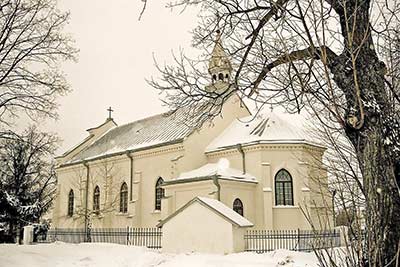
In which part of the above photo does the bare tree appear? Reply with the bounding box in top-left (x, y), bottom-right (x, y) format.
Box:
top-left (0, 126), bottom-right (58, 242)
top-left (0, 0), bottom-right (77, 128)
top-left (299, 116), bottom-right (366, 266)
top-left (149, 0), bottom-right (400, 265)
top-left (71, 159), bottom-right (121, 239)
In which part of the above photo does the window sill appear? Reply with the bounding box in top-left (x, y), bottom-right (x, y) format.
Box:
top-left (151, 210), bottom-right (161, 214)
top-left (115, 212), bottom-right (130, 217)
top-left (273, 205), bottom-right (299, 209)
top-left (92, 213), bottom-right (104, 219)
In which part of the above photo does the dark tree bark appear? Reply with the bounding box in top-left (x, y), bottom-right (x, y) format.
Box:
top-left (327, 2), bottom-right (400, 264)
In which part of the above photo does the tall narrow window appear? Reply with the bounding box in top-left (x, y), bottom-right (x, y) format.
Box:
top-left (68, 189), bottom-right (74, 216)
top-left (120, 182), bottom-right (128, 213)
top-left (93, 185), bottom-right (100, 214)
top-left (233, 198), bottom-right (244, 216)
top-left (155, 177), bottom-right (164, 211)
top-left (275, 169), bottom-right (294, 206)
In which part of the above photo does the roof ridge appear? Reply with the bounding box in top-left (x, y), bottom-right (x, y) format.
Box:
top-left (109, 110), bottom-right (174, 130)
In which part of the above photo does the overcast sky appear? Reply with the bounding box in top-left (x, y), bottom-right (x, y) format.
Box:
top-left (43, 1), bottom-right (199, 154)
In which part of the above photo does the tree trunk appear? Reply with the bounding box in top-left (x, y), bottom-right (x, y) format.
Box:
top-left (324, 1), bottom-right (400, 264)
top-left (329, 45), bottom-right (400, 267)
top-left (356, 127), bottom-right (400, 266)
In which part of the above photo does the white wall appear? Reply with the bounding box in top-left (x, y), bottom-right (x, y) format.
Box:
top-left (162, 201), bottom-right (234, 254)
top-left (206, 143), bottom-right (332, 230)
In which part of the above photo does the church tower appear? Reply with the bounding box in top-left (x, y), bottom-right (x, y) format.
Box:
top-left (205, 30), bottom-right (233, 94)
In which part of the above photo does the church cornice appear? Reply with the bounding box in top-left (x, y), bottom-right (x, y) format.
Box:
top-left (57, 140), bottom-right (185, 169)
top-left (162, 175), bottom-right (258, 187)
top-left (206, 142), bottom-right (325, 158)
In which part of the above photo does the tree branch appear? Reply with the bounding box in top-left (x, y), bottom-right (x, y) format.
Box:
top-left (251, 45), bottom-right (338, 94)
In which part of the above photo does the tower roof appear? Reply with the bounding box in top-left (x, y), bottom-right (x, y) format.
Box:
top-left (206, 109), bottom-right (325, 152)
top-left (208, 30), bottom-right (232, 75)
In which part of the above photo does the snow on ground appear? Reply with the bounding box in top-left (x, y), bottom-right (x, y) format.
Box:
top-left (0, 242), bottom-right (320, 267)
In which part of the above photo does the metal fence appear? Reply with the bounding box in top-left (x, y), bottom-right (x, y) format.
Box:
top-left (39, 227), bottom-right (162, 249)
top-left (244, 229), bottom-right (341, 253)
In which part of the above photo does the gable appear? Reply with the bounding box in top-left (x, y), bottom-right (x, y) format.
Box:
top-left (56, 118), bottom-right (117, 165)
top-left (158, 197), bottom-right (253, 228)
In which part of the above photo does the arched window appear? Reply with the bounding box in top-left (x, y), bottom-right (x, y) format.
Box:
top-left (120, 182), bottom-right (128, 213)
top-left (212, 74), bottom-right (217, 81)
top-left (275, 169), bottom-right (294, 206)
top-left (67, 190), bottom-right (74, 217)
top-left (218, 73), bottom-right (224, 81)
top-left (93, 186), bottom-right (100, 214)
top-left (155, 177), bottom-right (165, 210)
top-left (233, 198), bottom-right (244, 216)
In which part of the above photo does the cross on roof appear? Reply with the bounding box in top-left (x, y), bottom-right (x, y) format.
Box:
top-left (107, 106), bottom-right (114, 119)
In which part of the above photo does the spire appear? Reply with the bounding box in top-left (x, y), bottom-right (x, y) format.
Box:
top-left (208, 30), bottom-right (232, 83)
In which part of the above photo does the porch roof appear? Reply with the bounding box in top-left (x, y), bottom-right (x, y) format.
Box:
top-left (157, 197), bottom-right (254, 228)
top-left (162, 163), bottom-right (258, 186)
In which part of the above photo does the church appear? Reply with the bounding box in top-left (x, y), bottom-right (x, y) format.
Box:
top-left (51, 34), bottom-right (333, 232)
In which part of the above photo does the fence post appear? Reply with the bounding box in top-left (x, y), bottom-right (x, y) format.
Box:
top-left (297, 229), bottom-right (300, 251)
top-left (126, 226), bottom-right (129, 245)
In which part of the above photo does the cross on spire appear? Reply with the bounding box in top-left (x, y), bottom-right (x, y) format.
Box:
top-left (107, 106), bottom-right (114, 119)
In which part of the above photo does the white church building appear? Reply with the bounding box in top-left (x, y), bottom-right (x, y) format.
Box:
top-left (51, 34), bottom-right (333, 234)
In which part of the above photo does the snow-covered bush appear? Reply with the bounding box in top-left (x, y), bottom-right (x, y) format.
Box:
top-left (0, 127), bottom-right (58, 242)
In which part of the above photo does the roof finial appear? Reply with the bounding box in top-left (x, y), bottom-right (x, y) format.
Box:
top-left (215, 28), bottom-right (221, 43)
top-left (107, 106), bottom-right (114, 120)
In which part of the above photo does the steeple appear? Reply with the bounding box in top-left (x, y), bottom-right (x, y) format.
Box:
top-left (208, 30), bottom-right (232, 84)
top-left (205, 30), bottom-right (233, 94)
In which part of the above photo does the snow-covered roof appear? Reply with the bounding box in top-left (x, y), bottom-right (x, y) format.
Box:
top-left (157, 197), bottom-right (254, 227)
top-left (206, 110), bottom-right (323, 152)
top-left (177, 163), bottom-right (257, 182)
top-left (67, 109), bottom-right (197, 164)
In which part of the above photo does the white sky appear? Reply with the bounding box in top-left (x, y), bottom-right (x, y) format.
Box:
top-left (43, 1), bottom-right (200, 154)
